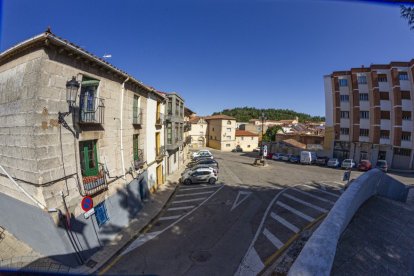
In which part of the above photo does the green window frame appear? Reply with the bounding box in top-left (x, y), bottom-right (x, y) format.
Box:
top-left (79, 140), bottom-right (99, 176)
top-left (133, 134), bottom-right (140, 161)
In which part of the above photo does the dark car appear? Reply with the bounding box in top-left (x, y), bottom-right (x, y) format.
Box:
top-left (188, 159), bottom-right (219, 169)
top-left (232, 146), bottom-right (243, 152)
top-left (357, 160), bottom-right (372, 171)
top-left (289, 155), bottom-right (300, 163)
top-left (315, 156), bottom-right (329, 166)
top-left (375, 160), bottom-right (388, 173)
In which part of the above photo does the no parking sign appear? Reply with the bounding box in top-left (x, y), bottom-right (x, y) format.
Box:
top-left (81, 196), bottom-right (94, 212)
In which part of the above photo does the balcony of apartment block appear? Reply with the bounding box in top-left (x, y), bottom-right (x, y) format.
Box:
top-left (133, 149), bottom-right (145, 170)
top-left (133, 108), bottom-right (143, 128)
top-left (155, 145), bottom-right (165, 161)
top-left (155, 113), bottom-right (164, 128)
top-left (79, 97), bottom-right (105, 127)
top-left (82, 164), bottom-right (108, 196)
top-left (165, 136), bottom-right (183, 151)
top-left (165, 110), bottom-right (184, 122)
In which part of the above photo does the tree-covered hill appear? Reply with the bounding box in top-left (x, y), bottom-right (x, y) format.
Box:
top-left (212, 107), bottom-right (324, 123)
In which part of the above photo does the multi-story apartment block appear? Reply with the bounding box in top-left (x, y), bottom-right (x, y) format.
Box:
top-left (324, 61), bottom-right (414, 170)
top-left (206, 115), bottom-right (236, 151)
top-left (0, 31), bottom-right (167, 266)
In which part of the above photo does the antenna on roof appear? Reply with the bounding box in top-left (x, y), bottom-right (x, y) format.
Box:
top-left (45, 26), bottom-right (52, 34)
top-left (103, 54), bottom-right (112, 59)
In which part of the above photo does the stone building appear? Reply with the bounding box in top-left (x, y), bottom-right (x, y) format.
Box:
top-left (188, 116), bottom-right (208, 149)
top-left (0, 31), bottom-right (168, 266)
top-left (235, 130), bottom-right (259, 151)
top-left (205, 115), bottom-right (236, 151)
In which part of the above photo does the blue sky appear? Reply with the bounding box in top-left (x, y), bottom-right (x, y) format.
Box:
top-left (1, 0), bottom-right (414, 116)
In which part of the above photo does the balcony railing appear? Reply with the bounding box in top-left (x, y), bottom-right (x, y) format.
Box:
top-left (79, 97), bottom-right (105, 125)
top-left (155, 146), bottom-right (165, 160)
top-left (134, 149), bottom-right (145, 170)
top-left (133, 108), bottom-right (143, 125)
top-left (82, 165), bottom-right (107, 195)
top-left (156, 113), bottom-right (164, 126)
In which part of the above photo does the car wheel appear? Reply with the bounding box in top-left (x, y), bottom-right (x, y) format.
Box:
top-left (184, 179), bottom-right (192, 185)
top-left (208, 178), bottom-right (216, 185)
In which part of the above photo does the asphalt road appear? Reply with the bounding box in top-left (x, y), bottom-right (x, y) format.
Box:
top-left (102, 150), bottom-right (412, 276)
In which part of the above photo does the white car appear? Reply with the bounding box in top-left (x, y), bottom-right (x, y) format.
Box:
top-left (341, 159), bottom-right (356, 169)
top-left (192, 150), bottom-right (212, 159)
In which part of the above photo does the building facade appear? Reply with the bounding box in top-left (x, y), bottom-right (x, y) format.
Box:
top-left (235, 130), bottom-right (259, 151)
top-left (206, 115), bottom-right (236, 151)
top-left (325, 61), bottom-right (414, 169)
top-left (0, 31), bottom-right (168, 266)
top-left (188, 116), bottom-right (208, 149)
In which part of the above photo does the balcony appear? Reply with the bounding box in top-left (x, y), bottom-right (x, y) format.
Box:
top-left (156, 113), bottom-right (164, 127)
top-left (133, 108), bottom-right (143, 126)
top-left (82, 165), bottom-right (107, 195)
top-left (134, 149), bottom-right (145, 170)
top-left (184, 123), bottom-right (191, 132)
top-left (79, 97), bottom-right (105, 125)
top-left (155, 145), bottom-right (165, 161)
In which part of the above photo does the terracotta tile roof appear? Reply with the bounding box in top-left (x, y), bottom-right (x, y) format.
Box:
top-left (204, 115), bottom-right (236, 120)
top-left (282, 139), bottom-right (306, 149)
top-left (236, 130), bottom-right (259, 137)
top-left (189, 116), bottom-right (206, 124)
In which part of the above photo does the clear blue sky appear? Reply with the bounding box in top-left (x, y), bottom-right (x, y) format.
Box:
top-left (1, 0), bottom-right (414, 117)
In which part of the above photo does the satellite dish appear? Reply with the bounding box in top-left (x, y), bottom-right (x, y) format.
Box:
top-left (103, 54), bottom-right (112, 59)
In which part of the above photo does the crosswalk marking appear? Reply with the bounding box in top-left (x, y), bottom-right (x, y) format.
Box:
top-left (158, 215), bottom-right (181, 221)
top-left (179, 185), bottom-right (218, 191)
top-left (282, 193), bottom-right (328, 213)
top-left (303, 184), bottom-right (340, 198)
top-left (270, 212), bottom-right (299, 233)
top-left (175, 191), bottom-right (214, 197)
top-left (263, 228), bottom-right (284, 249)
top-left (292, 188), bottom-right (335, 204)
top-left (172, 197), bottom-right (207, 204)
top-left (167, 205), bottom-right (195, 211)
top-left (276, 201), bottom-right (314, 222)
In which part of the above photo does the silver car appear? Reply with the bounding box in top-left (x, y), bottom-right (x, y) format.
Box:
top-left (181, 168), bottom-right (218, 185)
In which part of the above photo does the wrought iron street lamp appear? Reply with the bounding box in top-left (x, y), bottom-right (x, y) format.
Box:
top-left (58, 76), bottom-right (80, 138)
top-left (260, 111), bottom-right (267, 160)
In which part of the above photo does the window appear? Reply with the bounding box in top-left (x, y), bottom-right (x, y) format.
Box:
top-left (175, 100), bottom-right (179, 116)
top-left (167, 123), bottom-right (172, 144)
top-left (378, 74), bottom-right (387, 82)
top-left (359, 93), bottom-right (369, 101)
top-left (357, 75), bottom-right (367, 84)
top-left (340, 95), bottom-right (349, 102)
top-left (380, 130), bottom-right (390, 139)
top-left (226, 144), bottom-right (231, 147)
top-left (212, 127), bottom-right (215, 131)
top-left (339, 79), bottom-right (348, 87)
top-left (402, 111), bottom-right (412, 120)
top-left (79, 140), bottom-right (99, 176)
top-left (340, 111), bottom-right (349, 118)
top-left (359, 129), bottom-right (369, 137)
top-left (360, 111), bottom-right (369, 119)
top-left (394, 148), bottom-right (411, 156)
top-left (226, 136), bottom-right (231, 140)
top-left (227, 120), bottom-right (232, 125)
top-left (241, 137), bottom-right (244, 140)
top-left (380, 111), bottom-right (390, 120)
top-left (80, 77), bottom-right (100, 122)
top-left (168, 100), bottom-right (172, 115)
top-left (379, 92), bottom-right (389, 100)
top-left (227, 128), bottom-right (231, 132)
top-left (95, 202), bottom-right (109, 227)
top-left (401, 91), bottom-right (411, 100)
top-left (210, 136), bottom-right (213, 139)
top-left (133, 134), bottom-right (140, 161)
top-left (402, 132), bottom-right (411, 141)
top-left (251, 137), bottom-right (254, 140)
top-left (133, 95), bottom-right (140, 124)
top-left (399, 72), bottom-right (409, 81)
top-left (247, 145), bottom-right (251, 148)
top-left (340, 128), bottom-right (349, 135)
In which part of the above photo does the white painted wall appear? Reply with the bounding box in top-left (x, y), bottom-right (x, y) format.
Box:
top-left (380, 100), bottom-right (391, 111)
top-left (360, 101), bottom-right (370, 110)
top-left (402, 119), bottom-right (412, 132)
top-left (360, 118), bottom-right (370, 129)
top-left (340, 118), bottom-right (350, 127)
top-left (146, 96), bottom-right (157, 164)
top-left (400, 79), bottom-right (411, 91)
top-left (380, 119), bottom-right (391, 130)
top-left (324, 75), bottom-right (333, 127)
top-left (402, 99), bottom-right (412, 111)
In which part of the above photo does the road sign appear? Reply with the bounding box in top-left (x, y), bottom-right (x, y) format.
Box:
top-left (81, 196), bottom-right (94, 212)
top-left (83, 207), bottom-right (95, 219)
top-left (263, 145), bottom-right (268, 157)
top-left (342, 171), bottom-right (351, 181)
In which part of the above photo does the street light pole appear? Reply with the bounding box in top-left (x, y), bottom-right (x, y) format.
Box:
top-left (260, 111), bottom-right (266, 161)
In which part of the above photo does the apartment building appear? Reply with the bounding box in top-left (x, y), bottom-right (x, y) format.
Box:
top-left (0, 31), bottom-right (167, 266)
top-left (206, 115), bottom-right (236, 151)
top-left (324, 61), bottom-right (414, 170)
top-left (188, 116), bottom-right (208, 149)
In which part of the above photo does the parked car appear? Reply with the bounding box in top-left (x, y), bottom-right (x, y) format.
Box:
top-left (272, 153), bottom-right (285, 161)
top-left (281, 154), bottom-right (292, 161)
top-left (327, 158), bottom-right (340, 168)
top-left (183, 164), bottom-right (218, 175)
top-left (192, 150), bottom-right (212, 159)
top-left (253, 147), bottom-right (261, 152)
top-left (289, 155), bottom-right (300, 163)
top-left (266, 152), bottom-right (273, 159)
top-left (341, 159), bottom-right (356, 169)
top-left (315, 156), bottom-right (329, 166)
top-left (300, 151), bottom-right (317, 165)
top-left (188, 159), bottom-right (219, 169)
top-left (357, 160), bottom-right (372, 171)
top-left (375, 160), bottom-right (388, 173)
top-left (232, 146), bottom-right (243, 152)
top-left (181, 167), bottom-right (218, 185)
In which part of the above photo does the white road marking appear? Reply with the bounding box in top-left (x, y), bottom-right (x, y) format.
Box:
top-left (235, 248), bottom-right (264, 276)
top-left (179, 185), bottom-right (220, 191)
top-left (175, 191), bottom-right (214, 197)
top-left (121, 231), bottom-right (162, 256)
top-left (282, 193), bottom-right (328, 213)
top-left (292, 188), bottom-right (335, 204)
top-left (167, 205), bottom-right (195, 211)
top-left (270, 212), bottom-right (299, 233)
top-left (158, 215), bottom-right (181, 221)
top-left (263, 228), bottom-right (284, 249)
top-left (231, 191), bottom-right (252, 211)
top-left (171, 197), bottom-right (207, 204)
top-left (303, 184), bottom-right (340, 198)
top-left (276, 201), bottom-right (314, 222)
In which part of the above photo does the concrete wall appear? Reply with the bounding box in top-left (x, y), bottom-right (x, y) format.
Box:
top-left (288, 169), bottom-right (408, 276)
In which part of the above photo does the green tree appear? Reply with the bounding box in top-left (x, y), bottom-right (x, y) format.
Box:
top-left (401, 5), bottom-right (414, 30)
top-left (262, 125), bottom-right (284, 142)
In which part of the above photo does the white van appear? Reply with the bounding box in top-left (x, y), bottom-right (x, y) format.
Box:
top-left (300, 151), bottom-right (316, 165)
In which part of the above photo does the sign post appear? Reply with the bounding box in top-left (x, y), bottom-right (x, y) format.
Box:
top-left (342, 167), bottom-right (352, 189)
top-left (263, 145), bottom-right (268, 158)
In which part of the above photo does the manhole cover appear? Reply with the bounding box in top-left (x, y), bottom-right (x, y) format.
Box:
top-left (190, 250), bottom-right (212, 263)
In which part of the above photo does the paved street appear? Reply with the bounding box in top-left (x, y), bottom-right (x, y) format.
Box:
top-left (101, 149), bottom-right (411, 275)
